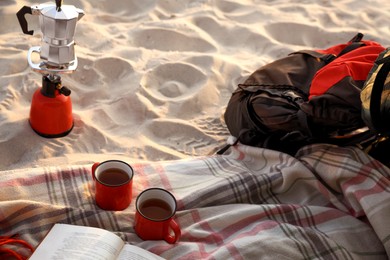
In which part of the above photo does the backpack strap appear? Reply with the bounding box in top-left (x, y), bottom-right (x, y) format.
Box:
top-left (337, 42), bottom-right (365, 57)
top-left (349, 32), bottom-right (364, 43)
top-left (323, 33), bottom-right (366, 64)
top-left (338, 32), bottom-right (365, 55)
top-left (216, 128), bottom-right (263, 155)
top-left (216, 133), bottom-right (241, 155)
top-left (367, 56), bottom-right (390, 133)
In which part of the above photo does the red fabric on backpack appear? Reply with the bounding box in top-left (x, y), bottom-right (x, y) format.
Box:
top-left (310, 43), bottom-right (385, 98)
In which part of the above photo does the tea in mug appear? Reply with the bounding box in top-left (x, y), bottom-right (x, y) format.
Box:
top-left (139, 198), bottom-right (173, 220)
top-left (98, 168), bottom-right (130, 186)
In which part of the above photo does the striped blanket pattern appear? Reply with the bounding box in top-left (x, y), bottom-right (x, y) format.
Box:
top-left (1, 143), bottom-right (390, 259)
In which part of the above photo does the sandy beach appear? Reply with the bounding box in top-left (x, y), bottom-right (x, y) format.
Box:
top-left (1, 0), bottom-right (389, 170)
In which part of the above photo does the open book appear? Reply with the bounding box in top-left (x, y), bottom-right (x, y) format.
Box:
top-left (29, 223), bottom-right (164, 260)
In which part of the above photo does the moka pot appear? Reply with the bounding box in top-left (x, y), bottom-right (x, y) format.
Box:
top-left (17, 0), bottom-right (84, 69)
top-left (16, 1), bottom-right (84, 138)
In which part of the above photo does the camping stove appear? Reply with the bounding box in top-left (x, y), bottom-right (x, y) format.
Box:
top-left (16, 0), bottom-right (84, 138)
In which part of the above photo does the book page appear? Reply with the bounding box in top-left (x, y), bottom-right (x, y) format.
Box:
top-left (117, 244), bottom-right (165, 260)
top-left (29, 223), bottom-right (124, 260)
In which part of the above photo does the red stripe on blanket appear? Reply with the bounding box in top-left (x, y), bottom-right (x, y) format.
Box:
top-left (155, 164), bottom-right (172, 190)
top-left (353, 179), bottom-right (390, 200)
top-left (0, 175), bottom-right (48, 187)
top-left (226, 242), bottom-right (243, 260)
top-left (342, 173), bottom-right (390, 201)
top-left (221, 215), bottom-right (280, 239)
top-left (131, 164), bottom-right (152, 193)
top-left (0, 169), bottom-right (84, 188)
top-left (189, 210), bottom-right (224, 245)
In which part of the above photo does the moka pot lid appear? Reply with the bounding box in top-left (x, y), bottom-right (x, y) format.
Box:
top-left (40, 4), bottom-right (82, 21)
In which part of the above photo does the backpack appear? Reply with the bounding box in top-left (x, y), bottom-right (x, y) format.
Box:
top-left (220, 33), bottom-right (387, 156)
top-left (360, 47), bottom-right (390, 163)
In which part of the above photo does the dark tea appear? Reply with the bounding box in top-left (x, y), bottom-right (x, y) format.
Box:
top-left (98, 168), bottom-right (130, 186)
top-left (139, 198), bottom-right (172, 220)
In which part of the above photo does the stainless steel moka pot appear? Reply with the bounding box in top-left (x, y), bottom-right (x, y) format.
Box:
top-left (16, 0), bottom-right (84, 138)
top-left (17, 0), bottom-right (84, 73)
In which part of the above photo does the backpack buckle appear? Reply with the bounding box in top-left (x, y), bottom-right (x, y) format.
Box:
top-left (322, 54), bottom-right (336, 64)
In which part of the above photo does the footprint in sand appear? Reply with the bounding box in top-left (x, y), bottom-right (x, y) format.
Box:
top-left (264, 22), bottom-right (346, 48)
top-left (141, 62), bottom-right (207, 102)
top-left (213, 1), bottom-right (267, 24)
top-left (94, 57), bottom-right (134, 83)
top-left (0, 120), bottom-right (43, 170)
top-left (194, 116), bottom-right (230, 138)
top-left (93, 0), bottom-right (156, 17)
top-left (193, 15), bottom-right (270, 52)
top-left (69, 57), bottom-right (100, 86)
top-left (62, 116), bottom-right (126, 155)
top-left (66, 56), bottom-right (137, 116)
top-left (0, 0), bottom-right (15, 6)
top-left (156, 0), bottom-right (192, 14)
top-left (143, 118), bottom-right (217, 156)
top-left (71, 56), bottom-right (134, 87)
top-left (131, 28), bottom-right (216, 52)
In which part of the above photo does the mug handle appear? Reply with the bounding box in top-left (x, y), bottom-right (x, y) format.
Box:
top-left (91, 162), bottom-right (100, 180)
top-left (164, 219), bottom-right (181, 244)
top-left (27, 46), bottom-right (43, 71)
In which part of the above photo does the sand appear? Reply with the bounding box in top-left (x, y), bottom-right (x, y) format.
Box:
top-left (0, 0), bottom-right (389, 170)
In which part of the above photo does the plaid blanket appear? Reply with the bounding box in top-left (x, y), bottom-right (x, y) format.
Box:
top-left (1, 144), bottom-right (390, 259)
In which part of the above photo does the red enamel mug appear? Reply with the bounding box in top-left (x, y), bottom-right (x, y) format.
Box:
top-left (134, 188), bottom-right (181, 244)
top-left (91, 160), bottom-right (134, 211)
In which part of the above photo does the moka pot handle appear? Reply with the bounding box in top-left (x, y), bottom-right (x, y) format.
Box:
top-left (16, 6), bottom-right (34, 35)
